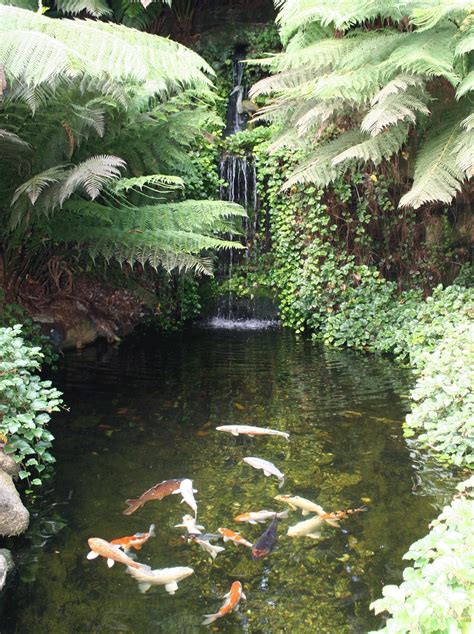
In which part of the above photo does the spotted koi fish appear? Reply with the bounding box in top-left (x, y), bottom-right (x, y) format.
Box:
top-left (218, 527), bottom-right (253, 549)
top-left (319, 506), bottom-right (368, 521)
top-left (110, 524), bottom-right (155, 552)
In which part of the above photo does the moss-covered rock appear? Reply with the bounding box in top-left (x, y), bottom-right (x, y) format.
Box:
top-left (0, 470), bottom-right (29, 537)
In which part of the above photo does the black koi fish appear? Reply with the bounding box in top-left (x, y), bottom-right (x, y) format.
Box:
top-left (251, 514), bottom-right (279, 560)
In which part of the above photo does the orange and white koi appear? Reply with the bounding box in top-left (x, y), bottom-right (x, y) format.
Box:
top-left (217, 527), bottom-right (253, 548)
top-left (216, 425), bottom-right (289, 441)
top-left (243, 457), bottom-right (285, 487)
top-left (319, 506), bottom-right (368, 521)
top-left (274, 494), bottom-right (340, 527)
top-left (86, 537), bottom-right (142, 569)
top-left (202, 581), bottom-right (246, 625)
top-left (234, 509), bottom-right (289, 525)
top-left (110, 524), bottom-right (155, 552)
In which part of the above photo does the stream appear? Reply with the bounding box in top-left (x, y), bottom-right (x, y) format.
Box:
top-left (2, 327), bottom-right (455, 633)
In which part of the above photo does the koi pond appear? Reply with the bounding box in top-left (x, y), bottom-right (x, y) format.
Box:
top-left (2, 327), bottom-right (455, 633)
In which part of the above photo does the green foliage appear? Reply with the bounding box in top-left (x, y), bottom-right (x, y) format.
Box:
top-left (0, 294), bottom-right (58, 367)
top-left (404, 320), bottom-right (474, 468)
top-left (0, 325), bottom-right (62, 487)
top-left (0, 6), bottom-right (247, 311)
top-left (370, 476), bottom-right (474, 633)
top-left (254, 0), bottom-right (473, 209)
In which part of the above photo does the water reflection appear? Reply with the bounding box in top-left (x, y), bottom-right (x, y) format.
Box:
top-left (2, 329), bottom-right (455, 633)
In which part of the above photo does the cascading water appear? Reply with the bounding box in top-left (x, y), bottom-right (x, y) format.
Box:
top-left (210, 49), bottom-right (277, 329)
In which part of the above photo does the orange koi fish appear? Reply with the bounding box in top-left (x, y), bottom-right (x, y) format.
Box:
top-left (319, 506), bottom-right (368, 521)
top-left (202, 581), bottom-right (246, 625)
top-left (110, 524), bottom-right (155, 552)
top-left (123, 479), bottom-right (184, 515)
top-left (86, 537), bottom-right (142, 569)
top-left (218, 527), bottom-right (253, 549)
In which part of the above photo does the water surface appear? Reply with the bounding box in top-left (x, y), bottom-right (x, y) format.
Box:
top-left (2, 328), bottom-right (455, 633)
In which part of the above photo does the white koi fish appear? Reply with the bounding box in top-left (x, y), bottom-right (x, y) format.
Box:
top-left (287, 515), bottom-right (324, 539)
top-left (234, 509), bottom-right (289, 525)
top-left (86, 537), bottom-right (142, 569)
top-left (175, 514), bottom-right (204, 534)
top-left (126, 564), bottom-right (194, 594)
top-left (189, 534), bottom-right (225, 560)
top-left (179, 479), bottom-right (198, 517)
top-left (275, 495), bottom-right (340, 527)
top-left (216, 425), bottom-right (289, 441)
top-left (243, 457), bottom-right (285, 487)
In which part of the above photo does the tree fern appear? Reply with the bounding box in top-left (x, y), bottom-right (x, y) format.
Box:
top-left (259, 0), bottom-right (473, 208)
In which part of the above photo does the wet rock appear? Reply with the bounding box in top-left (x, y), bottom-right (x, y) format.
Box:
top-left (0, 451), bottom-right (19, 478)
top-left (0, 470), bottom-right (29, 536)
top-left (0, 548), bottom-right (15, 592)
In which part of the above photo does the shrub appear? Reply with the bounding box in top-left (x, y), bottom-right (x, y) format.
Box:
top-left (370, 477), bottom-right (474, 633)
top-left (404, 321), bottom-right (474, 468)
top-left (0, 325), bottom-right (62, 487)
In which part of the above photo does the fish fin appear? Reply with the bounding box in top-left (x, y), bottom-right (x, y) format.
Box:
top-left (241, 592), bottom-right (247, 600)
top-left (231, 431), bottom-right (239, 436)
top-left (284, 434), bottom-right (290, 442)
top-left (278, 478), bottom-right (285, 489)
top-left (202, 613), bottom-right (219, 625)
top-left (165, 581), bottom-right (178, 594)
top-left (263, 470), bottom-right (272, 477)
top-left (138, 582), bottom-right (152, 593)
top-left (106, 558), bottom-right (115, 568)
top-left (171, 489), bottom-right (181, 495)
top-left (307, 532), bottom-right (321, 539)
top-left (149, 524), bottom-right (156, 537)
top-left (249, 520), bottom-right (257, 525)
top-left (222, 536), bottom-right (229, 542)
top-left (279, 510), bottom-right (290, 519)
top-left (86, 551), bottom-right (99, 560)
top-left (302, 510), bottom-right (310, 516)
top-left (223, 591), bottom-right (231, 598)
top-left (325, 519), bottom-right (340, 528)
top-left (196, 524), bottom-right (205, 531)
top-left (123, 499), bottom-right (140, 515)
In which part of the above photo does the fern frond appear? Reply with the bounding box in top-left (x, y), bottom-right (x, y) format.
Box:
top-left (55, 0), bottom-right (111, 17)
top-left (399, 110), bottom-right (467, 208)
top-left (453, 127), bottom-right (474, 176)
top-left (333, 123), bottom-right (409, 165)
top-left (57, 155), bottom-right (125, 204)
top-left (283, 130), bottom-right (364, 189)
top-left (411, 0), bottom-right (473, 31)
top-left (455, 71), bottom-right (474, 98)
top-left (387, 27), bottom-right (460, 85)
top-left (110, 174), bottom-right (185, 195)
top-left (0, 127), bottom-right (30, 149)
top-left (361, 90), bottom-right (430, 135)
top-left (11, 165), bottom-right (67, 206)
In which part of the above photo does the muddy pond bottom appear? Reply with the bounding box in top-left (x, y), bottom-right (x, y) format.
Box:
top-left (2, 328), bottom-right (455, 633)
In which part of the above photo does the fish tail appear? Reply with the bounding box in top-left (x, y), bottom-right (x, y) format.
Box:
top-left (278, 478), bottom-right (285, 490)
top-left (148, 524), bottom-right (156, 537)
top-left (279, 509), bottom-right (289, 519)
top-left (202, 613), bottom-right (220, 625)
top-left (123, 499), bottom-right (142, 515)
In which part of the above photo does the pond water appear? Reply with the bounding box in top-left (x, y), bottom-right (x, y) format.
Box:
top-left (2, 327), bottom-right (455, 633)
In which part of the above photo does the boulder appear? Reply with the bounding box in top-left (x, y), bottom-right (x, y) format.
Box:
top-left (0, 549), bottom-right (14, 592)
top-left (0, 470), bottom-right (29, 536)
top-left (0, 451), bottom-right (20, 478)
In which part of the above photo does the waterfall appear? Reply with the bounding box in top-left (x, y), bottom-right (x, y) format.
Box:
top-left (207, 49), bottom-right (277, 329)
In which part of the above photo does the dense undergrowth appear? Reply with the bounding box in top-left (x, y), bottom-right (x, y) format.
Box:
top-left (0, 325), bottom-right (63, 489)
